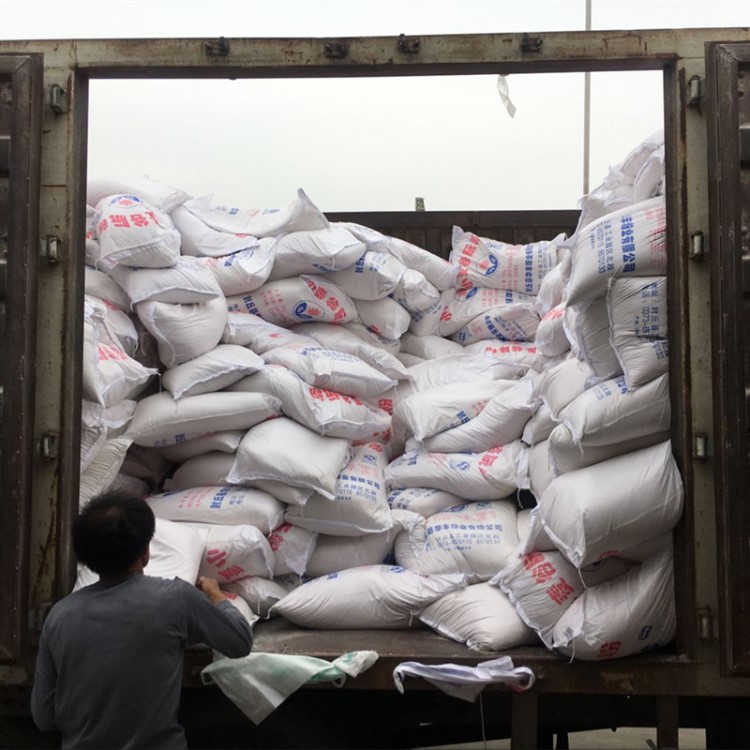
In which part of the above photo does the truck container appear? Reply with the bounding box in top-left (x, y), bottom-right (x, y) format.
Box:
top-left (0, 28), bottom-right (749, 749)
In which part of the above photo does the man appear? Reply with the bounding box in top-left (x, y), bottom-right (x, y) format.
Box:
top-left (31, 490), bottom-right (253, 749)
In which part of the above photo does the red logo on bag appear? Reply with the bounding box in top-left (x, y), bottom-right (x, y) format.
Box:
top-left (206, 549), bottom-right (227, 568)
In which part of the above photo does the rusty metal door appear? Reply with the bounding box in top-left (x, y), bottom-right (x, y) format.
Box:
top-left (707, 41), bottom-right (750, 677)
top-left (0, 54), bottom-right (42, 664)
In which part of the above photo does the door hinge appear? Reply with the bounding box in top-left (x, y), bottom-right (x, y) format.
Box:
top-left (38, 432), bottom-right (59, 461)
top-left (324, 41), bottom-right (349, 59)
top-left (39, 235), bottom-right (61, 265)
top-left (693, 432), bottom-right (710, 459)
top-left (689, 230), bottom-right (706, 260)
top-left (687, 75), bottom-right (703, 110)
top-left (205, 37), bottom-right (230, 57)
top-left (398, 34), bottom-right (421, 54)
top-left (698, 607), bottom-right (714, 641)
top-left (521, 34), bottom-right (543, 53)
top-left (48, 83), bottom-right (66, 115)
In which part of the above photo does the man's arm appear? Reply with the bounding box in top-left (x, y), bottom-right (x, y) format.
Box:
top-left (30, 628), bottom-right (58, 732)
top-left (185, 577), bottom-right (253, 658)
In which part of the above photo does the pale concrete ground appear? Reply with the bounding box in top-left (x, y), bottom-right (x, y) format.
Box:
top-left (419, 727), bottom-right (706, 749)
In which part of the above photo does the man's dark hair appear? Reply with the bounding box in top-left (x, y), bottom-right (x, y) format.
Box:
top-left (73, 491), bottom-right (155, 577)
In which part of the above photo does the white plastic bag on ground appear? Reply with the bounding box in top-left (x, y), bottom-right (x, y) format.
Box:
top-left (109, 257), bottom-right (223, 306)
top-left (451, 227), bottom-right (560, 295)
top-left (392, 269), bottom-right (441, 314)
top-left (269, 226), bottom-right (365, 280)
top-left (354, 297), bottom-right (411, 341)
top-left (194, 242), bottom-right (275, 295)
top-left (607, 276), bottom-right (668, 390)
top-left (125, 391), bottom-right (280, 447)
top-left (566, 196), bottom-right (667, 307)
top-left (551, 547), bottom-right (675, 660)
top-left (88, 177), bottom-right (191, 214)
top-left (422, 379), bottom-right (535, 454)
top-left (227, 275), bottom-right (357, 327)
top-left (228, 367), bottom-right (391, 442)
top-left (538, 441), bottom-right (683, 568)
top-left (394, 500), bottom-right (519, 582)
top-left (158, 430), bottom-right (244, 463)
top-left (325, 250), bottom-right (406, 300)
top-left (94, 194), bottom-right (181, 271)
top-left (195, 524), bottom-right (275, 582)
top-left (271, 564), bottom-right (466, 629)
top-left (162, 345), bottom-right (265, 399)
top-left (285, 443), bottom-right (391, 536)
top-left (183, 189), bottom-right (328, 238)
top-left (420, 582), bottom-right (536, 652)
top-left (262, 344), bottom-right (396, 401)
top-left (388, 488), bottom-right (462, 518)
top-left (228, 417), bottom-right (352, 500)
top-left (146, 487), bottom-right (285, 533)
top-left (267, 523), bottom-right (318, 577)
top-left (385, 442), bottom-right (523, 501)
top-left (137, 296), bottom-right (228, 368)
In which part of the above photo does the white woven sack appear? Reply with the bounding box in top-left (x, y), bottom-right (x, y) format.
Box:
top-left (520, 507), bottom-right (561, 555)
top-left (107, 472), bottom-right (150, 498)
top-left (462, 341), bottom-right (540, 374)
top-left (397, 353), bottom-right (425, 368)
top-left (354, 297), bottom-right (411, 341)
top-left (285, 443), bottom-right (391, 536)
top-left (408, 289), bottom-right (452, 336)
top-left (539, 441), bottom-right (683, 568)
top-left (228, 417), bottom-right (352, 500)
top-left (228, 367), bottom-right (391, 442)
top-left (81, 399), bottom-right (137, 470)
top-left (101, 305), bottom-right (139, 357)
top-left (226, 275), bottom-right (357, 327)
top-left (193, 242), bottom-right (275, 295)
top-left (120, 445), bottom-right (171, 484)
top-left (79, 437), bottom-right (133, 507)
top-left (222, 592), bottom-right (259, 627)
top-left (607, 276), bottom-right (668, 390)
top-left (392, 269), bottom-right (441, 314)
top-left (162, 344), bottom-right (265, 399)
top-left (183, 189), bottom-right (328, 238)
top-left (394, 379), bottom-right (516, 444)
top-left (222, 313), bottom-right (318, 351)
top-left (516, 508), bottom-right (533, 546)
top-left (549, 373), bottom-right (670, 473)
top-left (536, 304), bottom-right (570, 358)
top-left (394, 500), bottom-right (519, 582)
top-left (82, 299), bottom-right (157, 408)
top-left (385, 442), bottom-right (523, 501)
top-left (268, 225), bottom-right (365, 280)
top-left (400, 333), bottom-right (463, 361)
top-left (439, 287), bottom-right (534, 337)
top-left (85, 267), bottom-right (130, 310)
top-left (159, 430), bottom-right (244, 463)
top-left (325, 250), bottom-right (406, 300)
top-left (551, 547), bottom-right (675, 660)
top-left (88, 177), bottom-right (191, 214)
top-left (423, 379), bottom-right (535, 454)
top-left (420, 582), bottom-right (536, 652)
top-left (533, 356), bottom-right (593, 421)
top-left (535, 256), bottom-right (568, 317)
top-left (518, 439), bottom-right (555, 502)
top-left (126, 391), bottom-right (281, 447)
top-left (85, 206), bottom-right (102, 266)
top-left (270, 564), bottom-right (466, 629)
top-left (224, 575), bottom-right (299, 618)
top-left (632, 143), bottom-right (665, 204)
top-left (137, 296), bottom-right (228, 368)
top-left (80, 412), bottom-right (107, 472)
top-left (493, 549), bottom-right (584, 647)
top-left (291, 323), bottom-right (408, 380)
top-left (305, 509), bottom-right (419, 578)
top-left (522, 402), bottom-right (556, 446)
top-left (109, 257), bottom-right (223, 306)
top-left (342, 222), bottom-right (458, 290)
top-left (146, 486), bottom-right (284, 533)
top-left (262, 344), bottom-right (396, 401)
top-left (192, 524), bottom-right (274, 582)
top-left (564, 299), bottom-right (621, 383)
top-left (388, 488), bottom-right (462, 518)
top-left (567, 196), bottom-right (667, 307)
top-left (171, 204), bottom-right (262, 258)
top-left (267, 523), bottom-right (318, 577)
top-left (579, 557), bottom-right (637, 588)
top-left (452, 303), bottom-right (540, 346)
top-left (451, 227), bottom-right (560, 295)
top-left (94, 194), bottom-right (181, 271)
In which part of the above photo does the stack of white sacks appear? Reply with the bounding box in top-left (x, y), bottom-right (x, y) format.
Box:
top-left (78, 130), bottom-right (679, 659)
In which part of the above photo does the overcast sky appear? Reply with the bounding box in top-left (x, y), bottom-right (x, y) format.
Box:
top-left (2, 1), bottom-right (749, 211)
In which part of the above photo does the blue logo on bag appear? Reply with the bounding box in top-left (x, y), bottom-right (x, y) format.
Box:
top-left (484, 254), bottom-right (498, 276)
top-left (639, 625), bottom-right (653, 640)
top-left (109, 194), bottom-right (142, 207)
top-left (293, 301), bottom-right (323, 321)
top-left (465, 287), bottom-right (479, 299)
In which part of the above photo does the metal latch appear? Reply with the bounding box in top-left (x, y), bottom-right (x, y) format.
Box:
top-left (48, 83), bottom-right (66, 114)
top-left (689, 230), bottom-right (706, 260)
top-left (40, 235), bottom-right (61, 265)
top-left (38, 432), bottom-right (58, 461)
top-left (521, 34), bottom-right (543, 53)
top-left (324, 41), bottom-right (349, 59)
top-left (697, 607), bottom-right (714, 641)
top-left (398, 34), bottom-right (421, 54)
top-left (687, 76), bottom-right (702, 110)
top-left (205, 37), bottom-right (230, 57)
top-left (693, 432), bottom-right (710, 460)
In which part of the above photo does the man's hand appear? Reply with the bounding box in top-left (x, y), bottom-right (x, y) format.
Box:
top-left (196, 576), bottom-right (228, 606)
